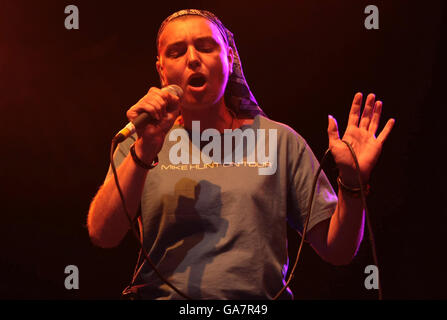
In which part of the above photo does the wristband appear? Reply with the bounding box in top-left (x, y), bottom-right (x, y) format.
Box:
top-left (337, 176), bottom-right (370, 198)
top-left (130, 144), bottom-right (159, 170)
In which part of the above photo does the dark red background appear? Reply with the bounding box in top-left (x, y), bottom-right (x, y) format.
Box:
top-left (1, 1), bottom-right (445, 299)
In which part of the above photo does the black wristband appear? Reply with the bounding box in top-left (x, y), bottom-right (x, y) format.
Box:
top-left (337, 176), bottom-right (370, 198)
top-left (130, 144), bottom-right (158, 170)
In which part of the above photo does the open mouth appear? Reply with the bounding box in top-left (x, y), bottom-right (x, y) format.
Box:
top-left (188, 74), bottom-right (207, 88)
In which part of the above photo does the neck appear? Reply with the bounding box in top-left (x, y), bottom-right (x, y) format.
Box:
top-left (180, 98), bottom-right (235, 133)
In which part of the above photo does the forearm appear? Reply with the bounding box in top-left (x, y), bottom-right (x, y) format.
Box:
top-left (326, 188), bottom-right (365, 265)
top-left (321, 91), bottom-right (394, 265)
top-left (87, 149), bottom-right (150, 248)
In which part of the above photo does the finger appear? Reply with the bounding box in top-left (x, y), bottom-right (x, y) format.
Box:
top-left (377, 118), bottom-right (396, 144)
top-left (149, 88), bottom-right (170, 112)
top-left (160, 90), bottom-right (181, 113)
top-left (167, 91), bottom-right (181, 104)
top-left (147, 93), bottom-right (167, 119)
top-left (347, 92), bottom-right (363, 126)
top-left (132, 98), bottom-right (164, 122)
top-left (368, 100), bottom-right (382, 135)
top-left (328, 115), bottom-right (340, 145)
top-left (359, 93), bottom-right (376, 130)
top-left (147, 86), bottom-right (161, 95)
top-left (127, 102), bottom-right (150, 121)
top-left (140, 100), bottom-right (163, 121)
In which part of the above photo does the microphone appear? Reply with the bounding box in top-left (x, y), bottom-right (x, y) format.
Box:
top-left (113, 85), bottom-right (183, 143)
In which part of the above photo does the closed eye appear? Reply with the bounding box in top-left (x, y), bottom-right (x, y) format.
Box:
top-left (195, 37), bottom-right (218, 52)
top-left (165, 44), bottom-right (186, 58)
top-left (164, 37), bottom-right (220, 58)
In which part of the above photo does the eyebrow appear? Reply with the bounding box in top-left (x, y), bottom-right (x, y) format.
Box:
top-left (164, 36), bottom-right (219, 51)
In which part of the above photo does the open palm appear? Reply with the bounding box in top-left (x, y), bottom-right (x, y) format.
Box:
top-left (328, 93), bottom-right (395, 185)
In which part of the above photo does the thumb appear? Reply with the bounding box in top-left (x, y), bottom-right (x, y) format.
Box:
top-left (160, 105), bottom-right (181, 133)
top-left (166, 93), bottom-right (181, 113)
top-left (328, 115), bottom-right (340, 144)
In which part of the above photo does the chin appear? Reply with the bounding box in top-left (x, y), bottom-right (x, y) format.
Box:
top-left (182, 102), bottom-right (216, 113)
top-left (182, 93), bottom-right (224, 111)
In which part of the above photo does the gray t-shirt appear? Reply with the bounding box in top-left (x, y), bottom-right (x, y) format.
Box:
top-left (107, 115), bottom-right (337, 299)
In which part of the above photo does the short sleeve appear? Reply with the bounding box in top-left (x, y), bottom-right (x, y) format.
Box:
top-left (286, 133), bottom-right (338, 235)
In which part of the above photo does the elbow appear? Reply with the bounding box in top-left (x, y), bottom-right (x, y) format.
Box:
top-left (87, 212), bottom-right (121, 249)
top-left (88, 229), bottom-right (120, 249)
top-left (328, 256), bottom-right (353, 266)
top-left (324, 252), bottom-right (355, 266)
top-left (318, 247), bottom-right (355, 266)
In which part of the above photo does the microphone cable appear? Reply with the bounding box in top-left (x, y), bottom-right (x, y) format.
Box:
top-left (273, 140), bottom-right (382, 300)
top-left (272, 147), bottom-right (332, 300)
top-left (111, 137), bottom-right (381, 300)
top-left (342, 140), bottom-right (382, 300)
top-left (110, 138), bottom-right (193, 300)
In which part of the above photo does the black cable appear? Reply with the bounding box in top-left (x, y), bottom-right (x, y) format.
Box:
top-left (273, 141), bottom-right (382, 300)
top-left (110, 138), bottom-right (192, 300)
top-left (341, 140), bottom-right (382, 300)
top-left (272, 148), bottom-right (332, 300)
top-left (111, 137), bottom-right (381, 300)
top-left (127, 217), bottom-right (144, 290)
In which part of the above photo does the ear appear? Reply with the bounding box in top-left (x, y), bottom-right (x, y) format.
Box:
top-left (156, 57), bottom-right (167, 87)
top-left (227, 46), bottom-right (234, 75)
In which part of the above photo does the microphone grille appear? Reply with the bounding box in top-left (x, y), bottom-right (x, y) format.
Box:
top-left (163, 85), bottom-right (183, 98)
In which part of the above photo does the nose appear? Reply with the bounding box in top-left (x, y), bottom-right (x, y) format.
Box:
top-left (186, 46), bottom-right (201, 70)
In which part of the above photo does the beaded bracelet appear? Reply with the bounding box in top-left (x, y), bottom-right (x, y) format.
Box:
top-left (337, 176), bottom-right (370, 198)
top-left (130, 144), bottom-right (159, 170)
